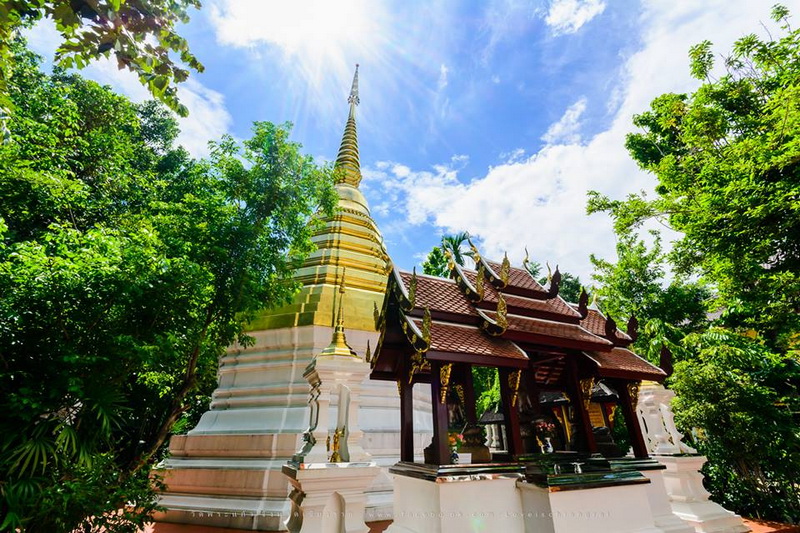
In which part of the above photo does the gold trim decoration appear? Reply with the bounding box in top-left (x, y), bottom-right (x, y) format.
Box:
top-left (508, 369), bottom-right (521, 407)
top-left (454, 384), bottom-right (465, 407)
top-left (422, 307), bottom-right (432, 347)
top-left (406, 267), bottom-right (418, 311)
top-left (439, 363), bottom-right (453, 404)
top-left (364, 340), bottom-right (372, 364)
top-left (496, 294), bottom-right (508, 331)
top-left (371, 328), bottom-right (385, 369)
top-left (397, 380), bottom-right (402, 396)
top-left (409, 351), bottom-right (430, 383)
top-left (475, 263), bottom-right (485, 301)
top-left (467, 236), bottom-right (482, 264)
top-left (627, 381), bottom-right (641, 411)
top-left (579, 377), bottom-right (595, 411)
top-left (500, 252), bottom-right (510, 287)
top-left (444, 248), bottom-right (456, 272)
top-left (329, 427), bottom-right (344, 463)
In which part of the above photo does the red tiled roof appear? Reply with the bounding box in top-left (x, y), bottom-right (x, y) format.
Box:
top-left (486, 312), bottom-right (613, 347)
top-left (504, 293), bottom-right (581, 318)
top-left (576, 307), bottom-right (633, 343)
top-left (410, 319), bottom-right (528, 362)
top-left (486, 262), bottom-right (548, 295)
top-left (399, 272), bottom-right (475, 316)
top-left (584, 347), bottom-right (666, 381)
top-left (461, 268), bottom-right (579, 320)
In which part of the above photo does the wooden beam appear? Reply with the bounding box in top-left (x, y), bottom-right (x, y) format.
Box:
top-left (460, 364), bottom-right (478, 426)
top-left (429, 360), bottom-right (451, 465)
top-left (615, 380), bottom-right (649, 458)
top-left (400, 362), bottom-right (415, 462)
top-left (499, 368), bottom-right (523, 456)
top-left (566, 357), bottom-right (597, 454)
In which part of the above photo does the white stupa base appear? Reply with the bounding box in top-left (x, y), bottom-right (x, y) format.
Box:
top-left (157, 325), bottom-right (432, 529)
top-left (657, 456), bottom-right (749, 533)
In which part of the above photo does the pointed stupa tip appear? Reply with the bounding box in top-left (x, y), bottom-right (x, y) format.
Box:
top-left (334, 64), bottom-right (363, 188)
top-left (348, 64), bottom-right (360, 106)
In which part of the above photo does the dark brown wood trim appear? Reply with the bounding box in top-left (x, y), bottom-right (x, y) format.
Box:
top-left (614, 379), bottom-right (649, 459)
top-left (499, 367), bottom-right (523, 456)
top-left (429, 361), bottom-right (451, 465)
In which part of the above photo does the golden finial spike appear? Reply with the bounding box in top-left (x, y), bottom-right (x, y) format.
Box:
top-left (546, 261), bottom-right (552, 282)
top-left (365, 340), bottom-right (372, 363)
top-left (523, 246), bottom-right (530, 266)
top-left (319, 268), bottom-right (358, 358)
top-left (335, 64), bottom-right (363, 187)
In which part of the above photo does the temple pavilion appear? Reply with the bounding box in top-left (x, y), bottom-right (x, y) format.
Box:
top-left (369, 244), bottom-right (666, 467)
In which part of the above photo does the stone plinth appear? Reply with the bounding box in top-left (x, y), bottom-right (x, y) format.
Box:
top-left (283, 463), bottom-right (380, 533)
top-left (386, 464), bottom-right (525, 533)
top-left (609, 459), bottom-right (695, 533)
top-left (518, 479), bottom-right (662, 533)
top-left (659, 456), bottom-right (749, 533)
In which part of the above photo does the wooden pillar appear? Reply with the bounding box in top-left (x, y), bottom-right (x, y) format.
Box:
top-left (461, 364), bottom-right (478, 426)
top-left (429, 360), bottom-right (451, 465)
top-left (566, 358), bottom-right (598, 454)
top-left (400, 376), bottom-right (414, 462)
top-left (499, 367), bottom-right (523, 456)
top-left (616, 380), bottom-right (649, 458)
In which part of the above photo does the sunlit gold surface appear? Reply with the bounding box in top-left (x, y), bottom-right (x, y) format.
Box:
top-left (246, 67), bottom-right (389, 333)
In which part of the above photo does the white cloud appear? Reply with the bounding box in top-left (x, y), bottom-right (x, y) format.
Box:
top-left (23, 19), bottom-right (231, 158)
top-left (362, 1), bottom-right (773, 281)
top-left (541, 98), bottom-right (587, 145)
top-left (545, 0), bottom-right (606, 35)
top-left (438, 64), bottom-right (450, 92)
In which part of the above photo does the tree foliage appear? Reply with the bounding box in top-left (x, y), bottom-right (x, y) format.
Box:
top-left (671, 329), bottom-right (800, 522)
top-left (0, 42), bottom-right (334, 531)
top-left (588, 5), bottom-right (800, 350)
top-left (588, 5), bottom-right (800, 522)
top-left (422, 245), bottom-right (449, 277)
top-left (591, 231), bottom-right (708, 362)
top-left (0, 0), bottom-right (203, 121)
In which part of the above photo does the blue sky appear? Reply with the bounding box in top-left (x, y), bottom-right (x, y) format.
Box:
top-left (27, 0), bottom-right (780, 283)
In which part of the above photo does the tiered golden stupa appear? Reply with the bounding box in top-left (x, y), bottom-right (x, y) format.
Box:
top-left (156, 66), bottom-right (430, 531)
top-left (248, 65), bottom-right (389, 333)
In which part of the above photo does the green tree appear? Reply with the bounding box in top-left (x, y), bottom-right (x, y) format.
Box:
top-left (587, 6), bottom-right (800, 522)
top-left (422, 245), bottom-right (449, 277)
top-left (671, 329), bottom-right (800, 522)
top-left (0, 42), bottom-right (334, 531)
top-left (588, 4), bottom-right (800, 350)
top-left (590, 231), bottom-right (708, 362)
top-left (0, 0), bottom-right (203, 122)
top-left (441, 231), bottom-right (470, 266)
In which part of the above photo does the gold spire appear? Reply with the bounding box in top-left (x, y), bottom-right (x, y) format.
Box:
top-left (334, 64), bottom-right (362, 188)
top-left (319, 269), bottom-right (359, 357)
